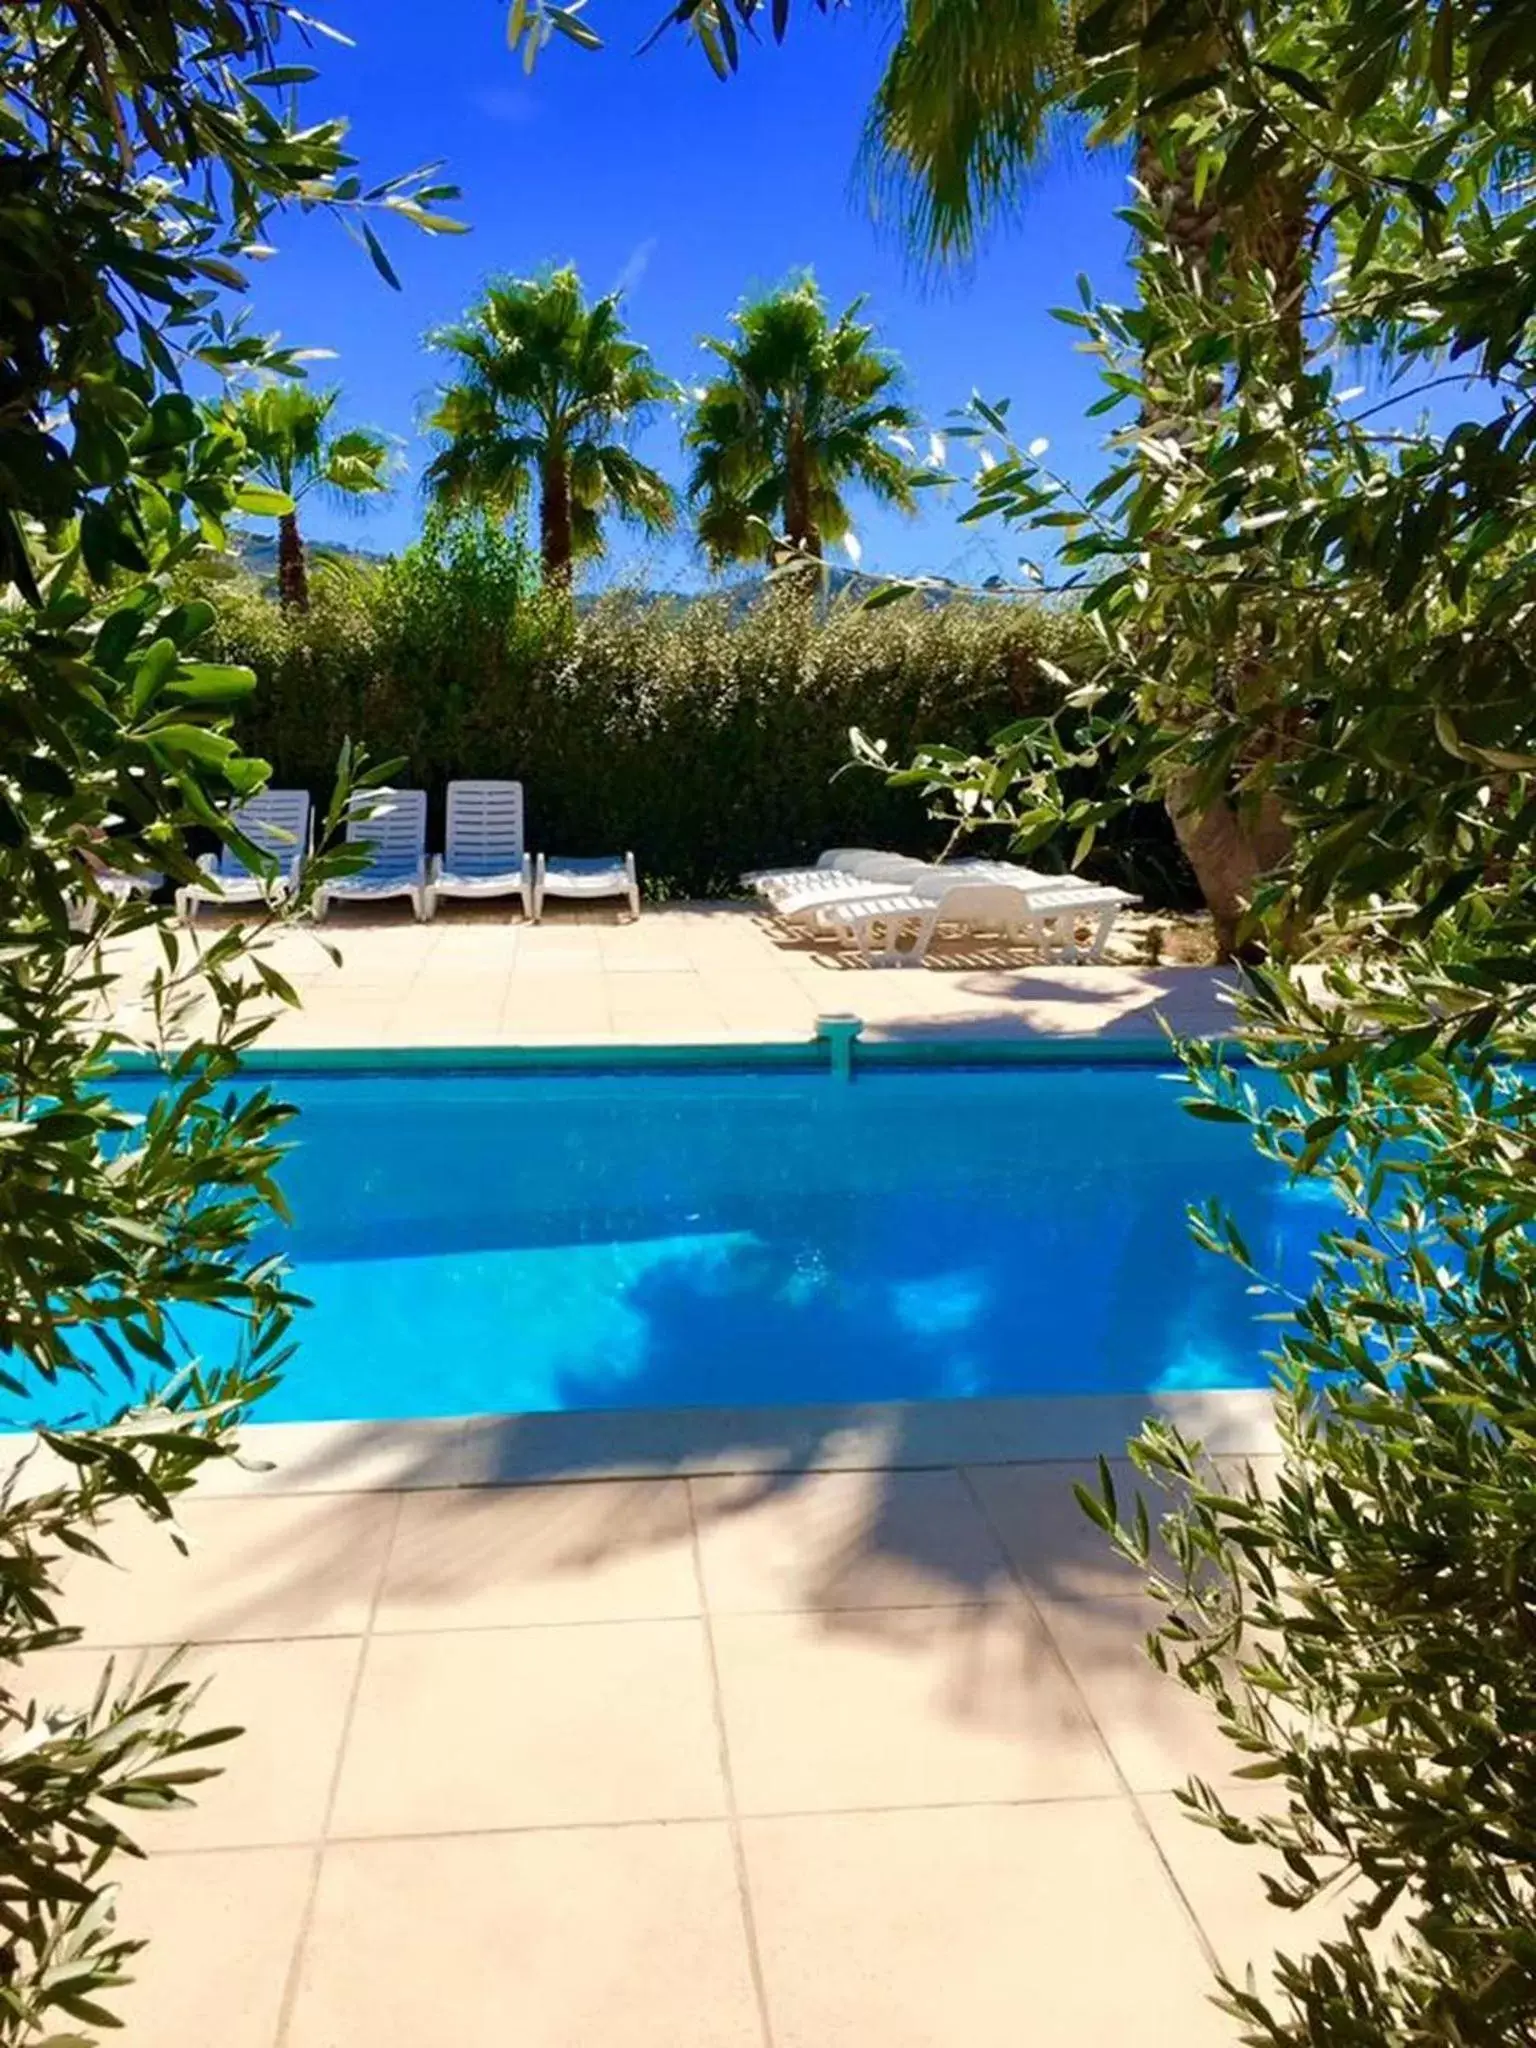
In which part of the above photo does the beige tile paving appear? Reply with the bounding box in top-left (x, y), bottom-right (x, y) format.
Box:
top-left (1033, 1593), bottom-right (1244, 1792)
top-left (711, 1603), bottom-right (1117, 1813)
top-left (89, 1458), bottom-right (1293, 2046)
top-left (691, 1468), bottom-right (1011, 1612)
top-left (330, 1617), bottom-right (727, 1835)
top-left (745, 1802), bottom-right (1233, 2048)
top-left (286, 1825), bottom-right (762, 2048)
top-left (375, 1480), bottom-right (699, 1630)
top-left (103, 902), bottom-right (1234, 1050)
top-left (966, 1458), bottom-right (1173, 1600)
top-left (61, 1492), bottom-right (399, 1645)
top-left (113, 1847), bottom-right (314, 2048)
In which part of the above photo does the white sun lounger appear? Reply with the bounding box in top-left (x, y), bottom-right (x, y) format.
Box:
top-left (313, 787), bottom-right (430, 922)
top-left (749, 849), bottom-right (1109, 910)
top-left (812, 890), bottom-right (945, 966)
top-left (428, 779), bottom-right (533, 919)
top-left (749, 851), bottom-right (932, 908)
top-left (176, 788), bottom-right (311, 921)
top-left (532, 852), bottom-right (640, 922)
top-left (809, 875), bottom-right (1136, 966)
top-left (742, 849), bottom-right (891, 887)
top-left (98, 871), bottom-right (163, 903)
top-left (911, 870), bottom-right (1136, 961)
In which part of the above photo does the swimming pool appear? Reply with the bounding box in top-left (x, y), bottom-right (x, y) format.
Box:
top-left (49, 1062), bottom-right (1326, 1426)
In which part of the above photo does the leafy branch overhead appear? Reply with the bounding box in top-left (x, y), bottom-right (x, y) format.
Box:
top-left (0, 3), bottom-right (453, 2037)
top-left (0, 1), bottom-right (464, 604)
top-left (513, 1), bottom-right (1536, 2042)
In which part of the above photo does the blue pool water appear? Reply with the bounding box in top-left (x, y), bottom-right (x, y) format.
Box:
top-left (41, 1064), bottom-right (1329, 1425)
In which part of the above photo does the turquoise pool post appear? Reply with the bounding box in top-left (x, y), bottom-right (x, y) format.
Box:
top-left (815, 1012), bottom-right (863, 1082)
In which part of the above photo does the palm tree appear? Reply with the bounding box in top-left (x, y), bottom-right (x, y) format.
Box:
top-left (865, 1), bottom-right (1309, 353)
top-left (860, 0), bottom-right (1312, 955)
top-left (685, 277), bottom-right (917, 574)
top-left (227, 383), bottom-right (393, 611)
top-left (424, 268), bottom-right (677, 588)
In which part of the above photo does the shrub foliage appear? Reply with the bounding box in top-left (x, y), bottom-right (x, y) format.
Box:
top-left (207, 514), bottom-right (1188, 900)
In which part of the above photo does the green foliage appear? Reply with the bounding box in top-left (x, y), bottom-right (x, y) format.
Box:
top-left (871, 3), bottom-right (1536, 2043)
top-left (861, 0), bottom-right (1070, 261)
top-left (519, 0), bottom-right (1536, 2038)
top-left (222, 381), bottom-right (394, 609)
top-left (202, 541), bottom-right (1187, 898)
top-left (424, 267), bottom-right (677, 584)
top-left (686, 275), bottom-right (917, 568)
top-left (0, 3), bottom-right (452, 2036)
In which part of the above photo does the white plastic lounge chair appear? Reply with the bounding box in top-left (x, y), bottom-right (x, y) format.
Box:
top-left (743, 848), bottom-right (891, 887)
top-left (809, 874), bottom-right (1136, 966)
top-left (750, 849), bottom-right (1100, 910)
top-left (96, 870), bottom-right (163, 902)
top-left (750, 851), bottom-right (930, 908)
top-left (764, 860), bottom-right (1063, 925)
top-left (813, 891), bottom-right (943, 966)
top-left (532, 852), bottom-right (640, 922)
top-left (313, 787), bottom-right (430, 922)
top-left (428, 780), bottom-right (532, 919)
top-left (1005, 882), bottom-right (1135, 962)
top-left (176, 789), bottom-right (311, 921)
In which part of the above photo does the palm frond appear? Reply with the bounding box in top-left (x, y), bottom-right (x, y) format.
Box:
top-left (684, 273), bottom-right (919, 568)
top-left (860, 0), bottom-right (1073, 263)
top-left (425, 265), bottom-right (676, 574)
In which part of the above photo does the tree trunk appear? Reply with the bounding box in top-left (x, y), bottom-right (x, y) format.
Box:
top-left (1165, 772), bottom-right (1291, 961)
top-left (782, 419), bottom-right (822, 562)
top-left (1137, 129), bottom-right (1308, 952)
top-left (777, 419), bottom-right (823, 607)
top-left (539, 455), bottom-right (573, 588)
top-left (276, 511), bottom-right (309, 612)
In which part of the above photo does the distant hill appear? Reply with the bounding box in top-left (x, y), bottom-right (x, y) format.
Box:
top-left (227, 535), bottom-right (982, 612)
top-left (583, 564), bottom-right (973, 616)
top-left (232, 532), bottom-right (390, 578)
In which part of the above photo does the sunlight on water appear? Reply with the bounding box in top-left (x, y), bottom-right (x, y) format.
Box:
top-left (27, 1065), bottom-right (1328, 1426)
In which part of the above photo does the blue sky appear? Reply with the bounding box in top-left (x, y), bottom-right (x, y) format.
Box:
top-left (248, 0), bottom-right (1137, 586)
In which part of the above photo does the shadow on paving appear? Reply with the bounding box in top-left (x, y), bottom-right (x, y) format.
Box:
top-left (204, 1394), bottom-right (1240, 1637)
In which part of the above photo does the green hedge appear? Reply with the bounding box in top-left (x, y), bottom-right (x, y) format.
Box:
top-left (205, 519), bottom-right (1193, 902)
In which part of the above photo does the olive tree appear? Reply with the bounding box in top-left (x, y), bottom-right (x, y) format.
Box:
top-left (0, 6), bottom-right (457, 2037)
top-left (879, 5), bottom-right (1536, 2040)
top-left (509, 0), bottom-right (1536, 2038)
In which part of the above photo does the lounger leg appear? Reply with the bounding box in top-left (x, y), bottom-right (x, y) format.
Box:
top-left (862, 907), bottom-right (936, 967)
top-left (1086, 904), bottom-right (1117, 962)
top-left (905, 906), bottom-right (941, 966)
top-left (625, 852), bottom-right (639, 921)
top-left (176, 891), bottom-right (197, 924)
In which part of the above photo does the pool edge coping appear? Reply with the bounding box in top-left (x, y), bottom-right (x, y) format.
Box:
top-left (106, 1030), bottom-right (1245, 1075)
top-left (0, 1390), bottom-right (1280, 1498)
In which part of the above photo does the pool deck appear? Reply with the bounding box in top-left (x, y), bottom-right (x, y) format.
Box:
top-left (105, 899), bottom-right (1238, 1050)
top-left (38, 1407), bottom-right (1308, 2048)
top-left (62, 902), bottom-right (1295, 2046)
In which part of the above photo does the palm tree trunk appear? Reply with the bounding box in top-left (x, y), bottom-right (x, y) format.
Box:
top-left (1137, 131), bottom-right (1309, 958)
top-left (782, 419), bottom-right (822, 563)
top-left (540, 455), bottom-right (574, 587)
top-left (277, 511), bottom-right (309, 612)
